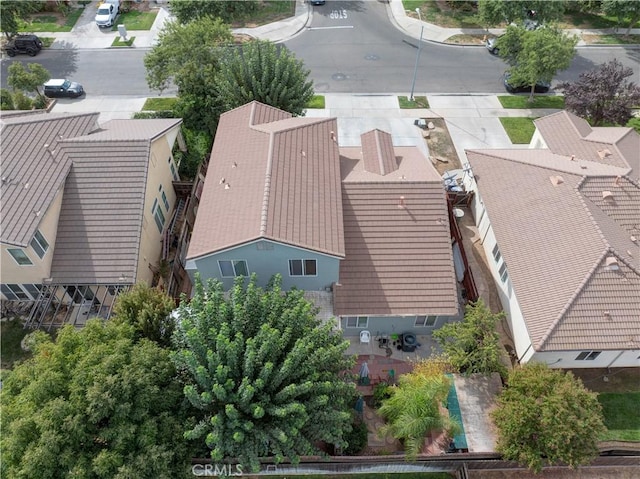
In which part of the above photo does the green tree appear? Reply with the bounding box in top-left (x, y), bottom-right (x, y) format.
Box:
top-left (0, 320), bottom-right (190, 479)
top-left (432, 299), bottom-right (507, 375)
top-left (0, 0), bottom-right (43, 37)
top-left (144, 16), bottom-right (233, 133)
top-left (171, 274), bottom-right (356, 472)
top-left (0, 88), bottom-right (15, 110)
top-left (215, 40), bottom-right (314, 116)
top-left (477, 0), bottom-right (567, 26)
top-left (169, 0), bottom-right (258, 24)
top-left (602, 0), bottom-right (640, 36)
top-left (112, 283), bottom-right (176, 347)
top-left (492, 363), bottom-right (606, 473)
top-left (378, 359), bottom-right (458, 459)
top-left (7, 62), bottom-right (50, 102)
top-left (498, 25), bottom-right (577, 100)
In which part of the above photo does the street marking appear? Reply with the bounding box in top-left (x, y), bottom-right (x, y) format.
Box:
top-left (329, 9), bottom-right (348, 19)
top-left (307, 25), bottom-right (354, 30)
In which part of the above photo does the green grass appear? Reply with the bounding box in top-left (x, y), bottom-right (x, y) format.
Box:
top-left (499, 117), bottom-right (537, 144)
top-left (142, 97), bottom-right (178, 111)
top-left (111, 36), bottom-right (135, 47)
top-left (599, 392), bottom-right (640, 441)
top-left (584, 34), bottom-right (640, 45)
top-left (40, 37), bottom-right (55, 48)
top-left (243, 474), bottom-right (454, 479)
top-left (111, 10), bottom-right (158, 31)
top-left (306, 95), bottom-right (325, 109)
top-left (0, 319), bottom-right (31, 370)
top-left (398, 95), bottom-right (430, 109)
top-left (498, 95), bottom-right (565, 109)
top-left (230, 1), bottom-right (295, 28)
top-left (627, 117), bottom-right (640, 135)
top-left (18, 9), bottom-right (83, 32)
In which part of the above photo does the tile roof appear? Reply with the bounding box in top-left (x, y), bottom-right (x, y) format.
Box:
top-left (334, 145), bottom-right (458, 316)
top-left (466, 147), bottom-right (640, 352)
top-left (187, 101), bottom-right (344, 260)
top-left (361, 129), bottom-right (398, 175)
top-left (1, 112), bottom-right (100, 247)
top-left (534, 111), bottom-right (639, 179)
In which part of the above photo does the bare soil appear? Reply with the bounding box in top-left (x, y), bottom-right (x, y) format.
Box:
top-left (421, 118), bottom-right (462, 175)
top-left (470, 467), bottom-right (640, 479)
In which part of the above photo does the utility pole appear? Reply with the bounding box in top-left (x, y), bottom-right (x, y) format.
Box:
top-left (410, 8), bottom-right (424, 102)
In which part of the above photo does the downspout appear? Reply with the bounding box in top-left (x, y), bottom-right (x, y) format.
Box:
top-left (605, 350), bottom-right (625, 369)
top-left (518, 343), bottom-right (532, 364)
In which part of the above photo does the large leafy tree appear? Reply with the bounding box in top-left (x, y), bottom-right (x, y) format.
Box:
top-left (0, 320), bottom-right (190, 479)
top-left (602, 0), bottom-right (640, 36)
top-left (559, 59), bottom-right (640, 126)
top-left (432, 299), bottom-right (506, 375)
top-left (7, 62), bottom-right (50, 102)
top-left (378, 359), bottom-right (458, 459)
top-left (112, 283), bottom-right (176, 347)
top-left (215, 40), bottom-right (314, 116)
top-left (169, 0), bottom-right (258, 24)
top-left (0, 0), bottom-right (43, 37)
top-left (477, 0), bottom-right (566, 26)
top-left (172, 274), bottom-right (356, 472)
top-left (144, 16), bottom-right (233, 133)
top-left (492, 363), bottom-right (606, 473)
top-left (498, 25), bottom-right (577, 100)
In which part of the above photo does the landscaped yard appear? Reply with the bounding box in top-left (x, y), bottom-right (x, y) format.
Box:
top-left (112, 36), bottom-right (135, 47)
top-left (143, 97), bottom-right (178, 111)
top-left (0, 318), bottom-right (31, 370)
top-left (498, 96), bottom-right (565, 109)
top-left (306, 95), bottom-right (326, 109)
top-left (111, 10), bottom-right (158, 31)
top-left (499, 117), bottom-right (536, 144)
top-left (230, 1), bottom-right (295, 28)
top-left (18, 9), bottom-right (83, 32)
top-left (599, 392), bottom-right (640, 441)
top-left (398, 95), bottom-right (430, 109)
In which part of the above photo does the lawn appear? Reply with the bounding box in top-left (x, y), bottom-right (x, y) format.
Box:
top-left (18, 9), bottom-right (83, 32)
top-left (0, 319), bottom-right (31, 370)
top-left (499, 117), bottom-right (536, 144)
top-left (599, 392), bottom-right (640, 441)
top-left (111, 10), bottom-right (158, 31)
top-left (582, 34), bottom-right (640, 45)
top-left (40, 37), bottom-right (55, 48)
top-left (498, 95), bottom-right (565, 109)
top-left (404, 0), bottom-right (482, 29)
top-left (230, 1), bottom-right (295, 28)
top-left (143, 97), bottom-right (178, 111)
top-left (111, 36), bottom-right (135, 47)
top-left (306, 95), bottom-right (325, 109)
top-left (398, 95), bottom-right (430, 109)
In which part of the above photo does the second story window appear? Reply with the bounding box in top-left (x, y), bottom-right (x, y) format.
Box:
top-left (8, 248), bottom-right (32, 265)
top-left (30, 230), bottom-right (49, 259)
top-left (218, 260), bottom-right (248, 277)
top-left (151, 199), bottom-right (165, 233)
top-left (159, 184), bottom-right (170, 211)
top-left (289, 259), bottom-right (317, 276)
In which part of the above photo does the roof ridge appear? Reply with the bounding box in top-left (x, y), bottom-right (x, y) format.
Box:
top-left (575, 184), bottom-right (610, 246)
top-left (260, 132), bottom-right (275, 236)
top-left (466, 149), bottom-right (588, 177)
top-left (253, 116), bottom-right (336, 135)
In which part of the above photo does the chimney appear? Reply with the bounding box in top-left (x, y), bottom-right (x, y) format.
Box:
top-left (398, 196), bottom-right (406, 209)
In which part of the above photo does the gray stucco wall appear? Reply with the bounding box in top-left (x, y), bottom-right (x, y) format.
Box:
top-left (186, 239), bottom-right (340, 291)
top-left (339, 313), bottom-right (461, 337)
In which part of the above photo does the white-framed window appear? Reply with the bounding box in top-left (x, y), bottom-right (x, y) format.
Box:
top-left (159, 184), bottom-right (170, 211)
top-left (1, 284), bottom-right (29, 300)
top-left (345, 316), bottom-right (368, 328)
top-left (289, 259), bottom-right (317, 276)
top-left (8, 248), bottom-right (32, 265)
top-left (415, 315), bottom-right (437, 327)
top-left (23, 283), bottom-right (42, 300)
top-left (218, 260), bottom-right (248, 277)
top-left (30, 229), bottom-right (49, 259)
top-left (498, 262), bottom-right (509, 283)
top-left (151, 199), bottom-right (165, 233)
top-left (65, 285), bottom-right (95, 303)
top-left (168, 157), bottom-right (179, 180)
top-left (576, 351), bottom-right (601, 361)
top-left (492, 244), bottom-right (502, 264)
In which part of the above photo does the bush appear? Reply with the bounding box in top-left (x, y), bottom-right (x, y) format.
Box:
top-left (0, 89), bottom-right (15, 110)
top-left (343, 416), bottom-right (368, 455)
top-left (371, 382), bottom-right (392, 409)
top-left (174, 127), bottom-right (213, 180)
top-left (11, 91), bottom-right (33, 110)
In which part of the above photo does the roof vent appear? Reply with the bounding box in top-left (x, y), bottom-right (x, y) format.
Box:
top-left (603, 311), bottom-right (612, 321)
top-left (570, 154), bottom-right (576, 161)
top-left (398, 196), bottom-right (406, 209)
top-left (602, 190), bottom-right (614, 200)
top-left (549, 175), bottom-right (564, 186)
top-left (598, 149), bottom-right (612, 159)
top-left (232, 161), bottom-right (237, 168)
top-left (301, 150), bottom-right (306, 158)
top-left (605, 256), bottom-right (619, 270)
top-left (631, 235), bottom-right (638, 243)
top-left (219, 177), bottom-right (226, 185)
top-left (330, 131), bottom-right (336, 142)
top-left (614, 175), bottom-right (622, 187)
top-left (224, 183), bottom-right (231, 190)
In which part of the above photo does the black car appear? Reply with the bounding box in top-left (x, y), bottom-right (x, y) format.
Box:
top-left (503, 72), bottom-right (550, 94)
top-left (43, 79), bottom-right (85, 99)
top-left (2, 34), bottom-right (43, 57)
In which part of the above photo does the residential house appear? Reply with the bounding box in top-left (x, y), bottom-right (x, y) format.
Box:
top-left (186, 102), bottom-right (460, 338)
top-left (0, 112), bottom-right (187, 328)
top-left (465, 111), bottom-right (640, 368)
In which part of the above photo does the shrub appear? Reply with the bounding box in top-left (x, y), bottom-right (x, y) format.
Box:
top-left (0, 89), bottom-right (15, 110)
top-left (343, 416), bottom-right (368, 455)
top-left (11, 91), bottom-right (33, 110)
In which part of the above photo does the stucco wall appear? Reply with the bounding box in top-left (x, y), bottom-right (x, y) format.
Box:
top-left (339, 314), bottom-right (460, 337)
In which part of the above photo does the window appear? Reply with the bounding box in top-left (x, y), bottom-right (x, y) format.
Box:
top-left (576, 351), bottom-right (601, 361)
top-left (23, 283), bottom-right (42, 300)
top-left (30, 230), bottom-right (49, 259)
top-left (65, 285), bottom-right (95, 303)
top-left (159, 185), bottom-right (170, 211)
top-left (8, 248), bottom-right (32, 265)
top-left (289, 259), bottom-right (317, 276)
top-left (492, 244), bottom-right (502, 264)
top-left (498, 262), bottom-right (509, 283)
top-left (151, 199), bottom-right (165, 233)
top-left (218, 260), bottom-right (248, 277)
top-left (1, 284), bottom-right (29, 300)
top-left (345, 316), bottom-right (368, 328)
top-left (415, 315), bottom-right (437, 327)
top-left (169, 157), bottom-right (179, 180)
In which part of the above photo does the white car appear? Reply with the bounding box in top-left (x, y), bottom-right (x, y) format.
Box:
top-left (95, 0), bottom-right (120, 28)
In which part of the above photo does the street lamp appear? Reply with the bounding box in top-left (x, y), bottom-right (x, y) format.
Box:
top-left (410, 8), bottom-right (424, 101)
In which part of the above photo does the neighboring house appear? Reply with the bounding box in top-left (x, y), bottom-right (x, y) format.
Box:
top-left (186, 102), bottom-right (460, 337)
top-left (465, 111), bottom-right (640, 368)
top-left (0, 112), bottom-right (187, 328)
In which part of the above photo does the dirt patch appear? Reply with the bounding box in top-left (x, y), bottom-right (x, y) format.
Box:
top-left (421, 118), bottom-right (462, 175)
top-left (470, 467), bottom-right (640, 479)
top-left (568, 368), bottom-right (640, 393)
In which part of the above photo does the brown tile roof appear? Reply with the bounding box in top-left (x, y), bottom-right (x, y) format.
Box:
top-left (1, 112), bottom-right (99, 247)
top-left (466, 148), bottom-right (640, 352)
top-left (49, 119), bottom-right (183, 284)
top-left (334, 145), bottom-right (458, 316)
top-left (361, 129), bottom-right (398, 175)
top-left (534, 111), bottom-right (639, 179)
top-left (187, 102), bottom-right (344, 260)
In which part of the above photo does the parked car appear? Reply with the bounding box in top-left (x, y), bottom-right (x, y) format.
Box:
top-left (485, 36), bottom-right (500, 55)
top-left (503, 72), bottom-right (550, 94)
top-left (95, 0), bottom-right (120, 28)
top-left (43, 79), bottom-right (85, 98)
top-left (309, 0), bottom-right (325, 4)
top-left (2, 34), bottom-right (43, 57)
